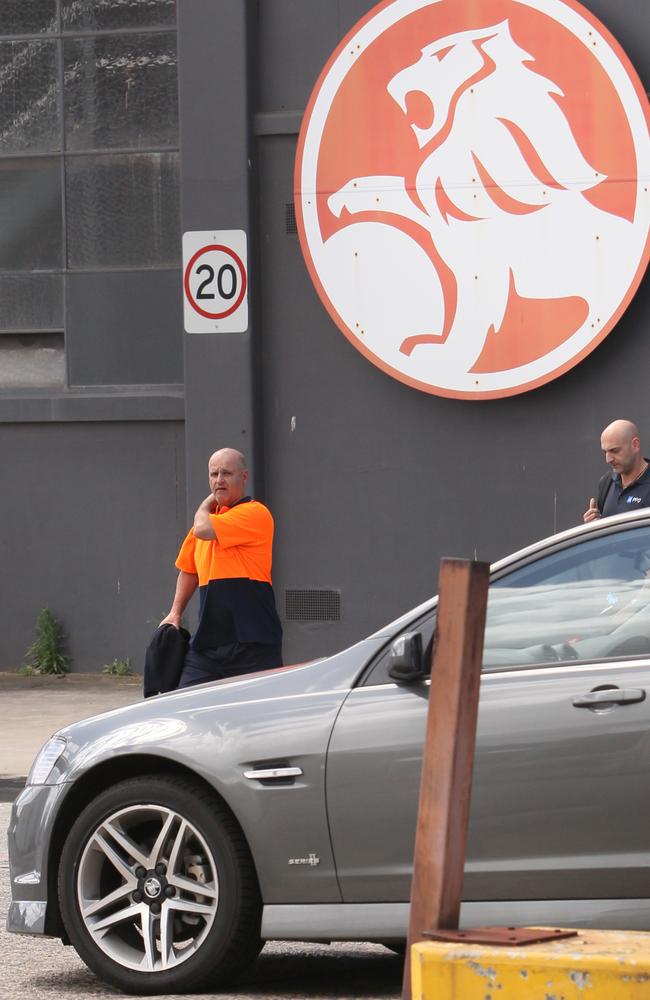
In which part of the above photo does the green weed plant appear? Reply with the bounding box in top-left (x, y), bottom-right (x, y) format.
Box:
top-left (25, 609), bottom-right (70, 675)
top-left (102, 657), bottom-right (132, 676)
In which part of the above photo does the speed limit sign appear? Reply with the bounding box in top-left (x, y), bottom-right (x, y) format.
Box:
top-left (182, 230), bottom-right (248, 333)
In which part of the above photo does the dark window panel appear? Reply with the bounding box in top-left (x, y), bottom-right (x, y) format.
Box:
top-left (0, 273), bottom-right (63, 330)
top-left (0, 40), bottom-right (60, 153)
top-left (0, 1), bottom-right (57, 35)
top-left (66, 269), bottom-right (182, 385)
top-left (0, 333), bottom-right (64, 388)
top-left (66, 152), bottom-right (180, 267)
top-left (61, 0), bottom-right (176, 32)
top-left (64, 32), bottom-right (177, 151)
top-left (0, 158), bottom-right (62, 269)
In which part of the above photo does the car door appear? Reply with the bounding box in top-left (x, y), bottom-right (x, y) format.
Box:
top-left (325, 520), bottom-right (650, 905)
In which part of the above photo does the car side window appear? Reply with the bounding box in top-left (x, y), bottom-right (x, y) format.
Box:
top-left (363, 524), bottom-right (650, 684)
top-left (485, 525), bottom-right (650, 668)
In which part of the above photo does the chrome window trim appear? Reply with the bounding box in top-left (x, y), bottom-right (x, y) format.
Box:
top-left (359, 656), bottom-right (650, 692)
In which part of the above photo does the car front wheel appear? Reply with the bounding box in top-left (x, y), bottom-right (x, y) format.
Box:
top-left (58, 774), bottom-right (262, 995)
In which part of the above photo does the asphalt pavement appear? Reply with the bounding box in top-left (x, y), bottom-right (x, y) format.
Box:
top-left (0, 670), bottom-right (144, 799)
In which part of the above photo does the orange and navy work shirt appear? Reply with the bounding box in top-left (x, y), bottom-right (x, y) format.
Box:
top-left (175, 497), bottom-right (282, 652)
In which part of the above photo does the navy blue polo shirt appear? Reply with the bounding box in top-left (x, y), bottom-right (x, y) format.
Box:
top-left (601, 462), bottom-right (650, 517)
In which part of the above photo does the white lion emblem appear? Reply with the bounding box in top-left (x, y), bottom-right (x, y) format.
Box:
top-left (325, 20), bottom-right (634, 379)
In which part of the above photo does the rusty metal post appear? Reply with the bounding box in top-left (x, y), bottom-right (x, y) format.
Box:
top-left (401, 558), bottom-right (490, 1000)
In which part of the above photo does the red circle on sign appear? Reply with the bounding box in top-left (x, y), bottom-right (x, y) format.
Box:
top-left (184, 244), bottom-right (247, 320)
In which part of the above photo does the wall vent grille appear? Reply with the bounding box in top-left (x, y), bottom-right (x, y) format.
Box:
top-left (285, 589), bottom-right (341, 621)
top-left (285, 202), bottom-right (297, 235)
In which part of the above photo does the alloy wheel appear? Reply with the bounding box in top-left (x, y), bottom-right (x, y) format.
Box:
top-left (76, 802), bottom-right (219, 972)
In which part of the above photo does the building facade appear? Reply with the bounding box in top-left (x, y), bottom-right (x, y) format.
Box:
top-left (1, 0), bottom-right (648, 671)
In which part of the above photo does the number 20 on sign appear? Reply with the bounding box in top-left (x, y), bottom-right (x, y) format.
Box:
top-left (182, 230), bottom-right (248, 333)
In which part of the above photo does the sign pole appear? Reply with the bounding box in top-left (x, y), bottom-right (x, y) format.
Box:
top-left (401, 557), bottom-right (490, 1000)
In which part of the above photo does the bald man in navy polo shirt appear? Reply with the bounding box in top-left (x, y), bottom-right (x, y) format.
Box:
top-left (584, 419), bottom-right (650, 522)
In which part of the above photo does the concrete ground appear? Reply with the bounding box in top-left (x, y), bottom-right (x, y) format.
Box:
top-left (0, 670), bottom-right (144, 789)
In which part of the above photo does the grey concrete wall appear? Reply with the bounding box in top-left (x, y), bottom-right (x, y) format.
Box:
top-left (0, 7), bottom-right (186, 675)
top-left (0, 420), bottom-right (186, 673)
top-left (248, 0), bottom-right (650, 662)
top-left (2, 0), bottom-right (642, 675)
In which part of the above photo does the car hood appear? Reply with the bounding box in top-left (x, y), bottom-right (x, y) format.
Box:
top-left (43, 634), bottom-right (388, 781)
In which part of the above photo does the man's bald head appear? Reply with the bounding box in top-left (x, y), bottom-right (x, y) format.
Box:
top-left (601, 419), bottom-right (644, 486)
top-left (602, 419), bottom-right (640, 445)
top-left (209, 447), bottom-right (247, 470)
top-left (208, 448), bottom-right (248, 508)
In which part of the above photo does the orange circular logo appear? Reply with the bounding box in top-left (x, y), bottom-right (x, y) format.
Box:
top-left (295, 0), bottom-right (650, 399)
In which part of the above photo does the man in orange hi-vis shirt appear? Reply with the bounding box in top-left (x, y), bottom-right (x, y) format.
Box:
top-left (160, 447), bottom-right (283, 688)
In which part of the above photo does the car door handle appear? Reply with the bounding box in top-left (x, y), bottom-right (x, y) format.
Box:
top-left (572, 688), bottom-right (646, 708)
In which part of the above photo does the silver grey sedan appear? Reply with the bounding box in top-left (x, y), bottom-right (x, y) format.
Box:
top-left (8, 508), bottom-right (650, 994)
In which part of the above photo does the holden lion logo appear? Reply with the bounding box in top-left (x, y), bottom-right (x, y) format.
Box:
top-left (295, 0), bottom-right (650, 399)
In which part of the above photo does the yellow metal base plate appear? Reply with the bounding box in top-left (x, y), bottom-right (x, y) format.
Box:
top-left (412, 927), bottom-right (650, 999)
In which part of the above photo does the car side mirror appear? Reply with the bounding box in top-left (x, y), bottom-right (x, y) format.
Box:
top-left (388, 631), bottom-right (425, 683)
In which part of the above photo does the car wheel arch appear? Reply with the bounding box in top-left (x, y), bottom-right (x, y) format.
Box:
top-left (56, 772), bottom-right (264, 992)
top-left (45, 754), bottom-right (255, 938)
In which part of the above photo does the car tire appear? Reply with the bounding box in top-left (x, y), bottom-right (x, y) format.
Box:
top-left (58, 774), bottom-right (262, 995)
